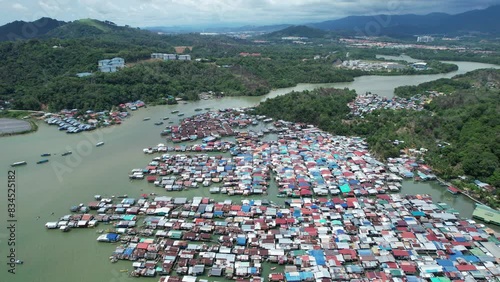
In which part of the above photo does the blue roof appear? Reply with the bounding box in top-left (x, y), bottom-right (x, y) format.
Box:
top-left (106, 233), bottom-right (119, 241)
top-left (300, 272), bottom-right (314, 280)
top-left (124, 248), bottom-right (134, 255)
top-left (285, 273), bottom-right (300, 282)
top-left (412, 211), bottom-right (425, 216)
top-left (308, 250), bottom-right (325, 265)
top-left (436, 259), bottom-right (454, 266)
top-left (236, 237), bottom-right (247, 246)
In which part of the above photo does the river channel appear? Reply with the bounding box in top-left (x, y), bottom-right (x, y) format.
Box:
top-left (0, 59), bottom-right (498, 282)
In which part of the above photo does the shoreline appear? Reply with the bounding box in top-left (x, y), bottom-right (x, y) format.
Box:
top-left (0, 116), bottom-right (37, 137)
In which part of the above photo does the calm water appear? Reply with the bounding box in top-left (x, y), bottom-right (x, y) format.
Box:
top-left (0, 60), bottom-right (498, 282)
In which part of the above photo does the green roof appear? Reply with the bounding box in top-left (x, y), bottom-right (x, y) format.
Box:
top-left (472, 204), bottom-right (500, 225)
top-left (430, 278), bottom-right (451, 282)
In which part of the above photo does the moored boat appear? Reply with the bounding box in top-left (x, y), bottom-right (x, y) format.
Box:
top-left (171, 110), bottom-right (179, 114)
top-left (96, 142), bottom-right (105, 147)
top-left (11, 161), bottom-right (27, 167)
top-left (37, 159), bottom-right (49, 164)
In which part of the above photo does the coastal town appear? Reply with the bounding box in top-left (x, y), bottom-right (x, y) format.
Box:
top-left (44, 108), bottom-right (500, 281)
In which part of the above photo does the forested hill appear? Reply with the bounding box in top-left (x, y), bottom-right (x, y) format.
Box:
top-left (0, 17), bottom-right (65, 41)
top-left (253, 69), bottom-right (500, 206)
top-left (265, 25), bottom-right (328, 39)
top-left (0, 19), bottom-right (366, 111)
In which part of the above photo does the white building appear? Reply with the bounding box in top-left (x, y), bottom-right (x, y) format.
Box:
top-left (98, 57), bottom-right (125, 73)
top-left (178, 55), bottom-right (191, 61)
top-left (417, 36), bottom-right (434, 43)
top-left (151, 53), bottom-right (177, 60)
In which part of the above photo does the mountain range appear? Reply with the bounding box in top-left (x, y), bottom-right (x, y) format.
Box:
top-left (0, 5), bottom-right (499, 42)
top-left (309, 5), bottom-right (500, 37)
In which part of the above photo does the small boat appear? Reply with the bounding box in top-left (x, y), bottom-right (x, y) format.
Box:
top-left (60, 226), bottom-right (70, 232)
top-left (143, 117), bottom-right (151, 121)
top-left (37, 159), bottom-right (49, 164)
top-left (61, 151), bottom-right (72, 156)
top-left (11, 161), bottom-right (27, 167)
top-left (270, 267), bottom-right (277, 270)
top-left (178, 113), bottom-right (184, 116)
top-left (162, 117), bottom-right (169, 120)
top-left (154, 121), bottom-right (164, 126)
top-left (15, 260), bottom-right (23, 264)
top-left (171, 110), bottom-right (179, 114)
top-left (204, 107), bottom-right (211, 110)
top-left (195, 108), bottom-right (203, 111)
top-left (96, 142), bottom-right (104, 147)
top-left (41, 153), bottom-right (51, 157)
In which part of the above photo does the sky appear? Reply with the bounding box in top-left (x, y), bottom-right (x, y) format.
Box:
top-left (1, 0), bottom-right (499, 27)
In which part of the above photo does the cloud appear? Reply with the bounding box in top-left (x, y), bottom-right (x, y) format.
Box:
top-left (12, 3), bottom-right (27, 10)
top-left (0, 0), bottom-right (499, 27)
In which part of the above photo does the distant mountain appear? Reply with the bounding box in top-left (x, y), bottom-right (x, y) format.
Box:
top-left (44, 19), bottom-right (149, 39)
top-left (0, 17), bottom-right (65, 41)
top-left (309, 5), bottom-right (500, 36)
top-left (265, 25), bottom-right (328, 38)
top-left (145, 23), bottom-right (293, 34)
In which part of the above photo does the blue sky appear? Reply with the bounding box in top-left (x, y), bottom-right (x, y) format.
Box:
top-left (1, 0), bottom-right (499, 27)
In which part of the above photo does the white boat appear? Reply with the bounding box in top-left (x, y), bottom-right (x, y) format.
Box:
top-left (97, 233), bottom-right (120, 242)
top-left (45, 222), bottom-right (58, 229)
top-left (60, 226), bottom-right (70, 232)
top-left (96, 141), bottom-right (104, 147)
top-left (15, 260), bottom-right (23, 264)
top-left (11, 161), bottom-right (27, 167)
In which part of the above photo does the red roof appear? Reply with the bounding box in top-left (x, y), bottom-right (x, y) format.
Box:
top-left (137, 243), bottom-right (149, 250)
top-left (393, 249), bottom-right (410, 257)
top-left (456, 264), bottom-right (476, 271)
top-left (401, 232), bottom-right (416, 239)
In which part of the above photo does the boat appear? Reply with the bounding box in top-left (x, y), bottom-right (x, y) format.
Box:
top-left (143, 117), bottom-right (151, 121)
top-left (96, 142), bottom-right (105, 147)
top-left (97, 233), bottom-right (120, 242)
top-left (195, 108), bottom-right (203, 111)
top-left (60, 226), bottom-right (70, 232)
top-left (154, 121), bottom-right (164, 126)
top-left (11, 161), bottom-right (27, 167)
top-left (270, 267), bottom-right (277, 270)
top-left (171, 110), bottom-right (179, 114)
top-left (178, 113), bottom-right (184, 116)
top-left (15, 260), bottom-right (23, 264)
top-left (61, 151), bottom-right (72, 156)
top-left (204, 107), bottom-right (211, 110)
top-left (36, 159), bottom-right (49, 164)
top-left (41, 153), bottom-right (51, 157)
top-left (162, 117), bottom-right (169, 120)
